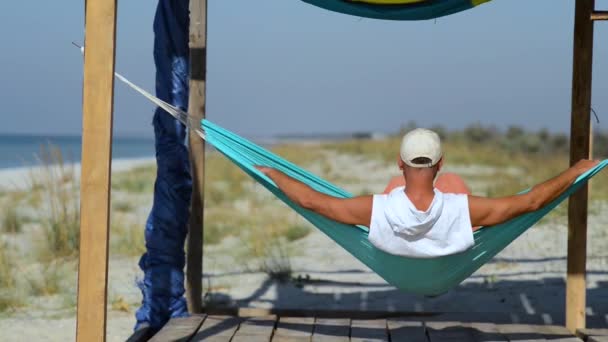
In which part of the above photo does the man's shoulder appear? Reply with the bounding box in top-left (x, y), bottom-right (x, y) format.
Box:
top-left (439, 192), bottom-right (470, 207)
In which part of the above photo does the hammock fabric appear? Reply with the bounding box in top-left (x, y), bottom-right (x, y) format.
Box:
top-left (203, 119), bottom-right (607, 296)
top-left (301, 0), bottom-right (490, 21)
top-left (112, 69), bottom-right (607, 296)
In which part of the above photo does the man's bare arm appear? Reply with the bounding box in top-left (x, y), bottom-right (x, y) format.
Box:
top-left (468, 159), bottom-right (598, 227)
top-left (256, 166), bottom-right (372, 226)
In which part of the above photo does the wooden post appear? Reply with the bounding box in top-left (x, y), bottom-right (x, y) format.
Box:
top-left (567, 0), bottom-right (594, 333)
top-left (76, 0), bottom-right (117, 341)
top-left (186, 0), bottom-right (207, 314)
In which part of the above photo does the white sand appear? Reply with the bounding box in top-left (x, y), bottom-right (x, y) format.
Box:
top-left (0, 157), bottom-right (155, 190)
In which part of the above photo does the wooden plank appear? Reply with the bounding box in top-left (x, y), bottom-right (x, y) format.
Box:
top-left (185, 0), bottom-right (208, 314)
top-left (125, 325), bottom-right (155, 342)
top-left (387, 318), bottom-right (427, 342)
top-left (591, 10), bottom-right (608, 20)
top-left (149, 315), bottom-right (206, 342)
top-left (351, 319), bottom-right (388, 342)
top-left (589, 337), bottom-right (608, 342)
top-left (425, 321), bottom-right (475, 342)
top-left (496, 324), bottom-right (547, 341)
top-left (191, 315), bottom-right (241, 342)
top-left (579, 328), bottom-right (608, 337)
top-left (536, 325), bottom-right (581, 341)
top-left (75, 0), bottom-right (117, 341)
top-left (464, 322), bottom-right (507, 342)
top-left (567, 0), bottom-right (595, 333)
top-left (231, 316), bottom-right (277, 342)
top-left (312, 318), bottom-right (350, 342)
top-left (579, 328), bottom-right (608, 342)
top-left (273, 317), bottom-right (314, 342)
top-left (203, 306), bottom-right (437, 319)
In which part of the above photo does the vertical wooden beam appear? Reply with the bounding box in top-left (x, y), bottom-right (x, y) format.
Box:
top-left (567, 0), bottom-right (594, 333)
top-left (186, 0), bottom-right (207, 314)
top-left (76, 0), bottom-right (117, 341)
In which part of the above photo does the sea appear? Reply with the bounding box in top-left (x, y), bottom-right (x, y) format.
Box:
top-left (0, 130), bottom-right (386, 170)
top-left (0, 134), bottom-right (155, 170)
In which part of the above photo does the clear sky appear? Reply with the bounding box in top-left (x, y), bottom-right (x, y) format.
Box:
top-left (2, 0), bottom-right (608, 138)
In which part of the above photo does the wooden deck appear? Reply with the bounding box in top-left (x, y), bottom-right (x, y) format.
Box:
top-left (128, 312), bottom-right (608, 342)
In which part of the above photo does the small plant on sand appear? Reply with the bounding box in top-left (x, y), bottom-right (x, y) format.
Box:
top-left (285, 224), bottom-right (311, 242)
top-left (259, 239), bottom-right (292, 283)
top-left (30, 145), bottom-right (80, 259)
top-left (110, 295), bottom-right (131, 313)
top-left (110, 217), bottom-right (145, 257)
top-left (235, 219), bottom-right (294, 282)
top-left (26, 260), bottom-right (73, 297)
top-left (0, 243), bottom-right (26, 311)
top-left (112, 198), bottom-right (135, 213)
top-left (203, 207), bottom-right (250, 245)
top-left (112, 165), bottom-right (156, 194)
top-left (0, 243), bottom-right (16, 290)
top-left (1, 200), bottom-right (22, 234)
top-left (203, 222), bottom-right (225, 245)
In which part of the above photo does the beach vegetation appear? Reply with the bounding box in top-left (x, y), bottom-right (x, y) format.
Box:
top-left (1, 199), bottom-right (22, 234)
top-left (26, 145), bottom-right (80, 260)
top-left (258, 238), bottom-right (292, 283)
top-left (26, 261), bottom-right (70, 297)
top-left (285, 224), bottom-right (311, 242)
top-left (110, 295), bottom-right (131, 313)
top-left (112, 198), bottom-right (135, 213)
top-left (110, 216), bottom-right (145, 257)
top-left (0, 243), bottom-right (23, 311)
top-left (112, 165), bottom-right (156, 194)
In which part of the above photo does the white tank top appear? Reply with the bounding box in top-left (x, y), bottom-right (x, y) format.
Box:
top-left (368, 187), bottom-right (474, 258)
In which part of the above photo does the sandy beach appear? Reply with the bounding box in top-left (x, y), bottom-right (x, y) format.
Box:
top-left (0, 152), bottom-right (607, 341)
top-left (0, 157), bottom-right (155, 190)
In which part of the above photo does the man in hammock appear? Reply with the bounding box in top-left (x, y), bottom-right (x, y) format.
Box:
top-left (255, 128), bottom-right (598, 258)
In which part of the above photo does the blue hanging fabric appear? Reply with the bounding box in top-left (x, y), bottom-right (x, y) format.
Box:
top-left (134, 0), bottom-right (192, 332)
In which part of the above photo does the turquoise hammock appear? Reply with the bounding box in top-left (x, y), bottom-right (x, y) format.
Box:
top-left (203, 120), bottom-right (607, 296)
top-left (301, 0), bottom-right (491, 21)
top-left (114, 71), bottom-right (607, 296)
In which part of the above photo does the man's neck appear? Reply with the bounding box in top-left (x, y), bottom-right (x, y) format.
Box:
top-left (403, 175), bottom-right (435, 211)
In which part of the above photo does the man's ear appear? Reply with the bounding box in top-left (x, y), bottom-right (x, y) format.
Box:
top-left (437, 157), bottom-right (444, 172)
top-left (398, 156), bottom-right (405, 171)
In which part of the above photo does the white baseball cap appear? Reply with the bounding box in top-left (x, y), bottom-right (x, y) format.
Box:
top-left (400, 128), bottom-right (442, 168)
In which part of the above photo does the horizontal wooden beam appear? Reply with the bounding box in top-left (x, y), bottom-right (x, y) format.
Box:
top-left (591, 10), bottom-right (608, 20)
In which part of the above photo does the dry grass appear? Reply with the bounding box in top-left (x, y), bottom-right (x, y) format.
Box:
top-left (29, 146), bottom-right (80, 260)
top-left (1, 198), bottom-right (22, 234)
top-left (110, 215), bottom-right (146, 257)
top-left (284, 224), bottom-right (311, 242)
top-left (25, 260), bottom-right (77, 296)
top-left (205, 152), bottom-right (248, 205)
top-left (0, 243), bottom-right (22, 311)
top-left (0, 243), bottom-right (14, 289)
top-left (110, 295), bottom-right (131, 313)
top-left (259, 240), bottom-right (292, 283)
top-left (112, 165), bottom-right (156, 194)
top-left (112, 198), bottom-right (136, 213)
